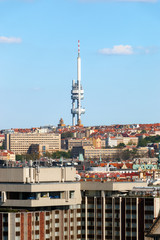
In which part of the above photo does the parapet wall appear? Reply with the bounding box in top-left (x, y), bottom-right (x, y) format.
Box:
top-left (0, 167), bottom-right (76, 183)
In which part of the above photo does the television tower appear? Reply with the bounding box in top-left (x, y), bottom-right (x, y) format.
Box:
top-left (71, 40), bottom-right (85, 126)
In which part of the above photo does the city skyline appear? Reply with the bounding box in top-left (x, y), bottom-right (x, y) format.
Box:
top-left (0, 0), bottom-right (160, 129)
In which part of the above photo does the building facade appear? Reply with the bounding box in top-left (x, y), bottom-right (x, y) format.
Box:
top-left (0, 166), bottom-right (81, 240)
top-left (5, 133), bottom-right (61, 155)
top-left (106, 137), bottom-right (138, 148)
top-left (83, 146), bottom-right (121, 159)
top-left (81, 181), bottom-right (160, 240)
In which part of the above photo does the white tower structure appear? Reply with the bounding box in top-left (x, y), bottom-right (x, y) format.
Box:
top-left (71, 40), bottom-right (85, 126)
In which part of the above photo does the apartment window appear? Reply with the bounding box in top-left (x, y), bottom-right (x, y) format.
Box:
top-left (105, 230), bottom-right (112, 235)
top-left (97, 204), bottom-right (101, 209)
top-left (3, 214), bottom-right (8, 223)
top-left (88, 213), bottom-right (94, 217)
top-left (3, 227), bottom-right (8, 232)
top-left (35, 215), bottom-right (39, 221)
top-left (35, 225), bottom-right (39, 230)
top-left (105, 222), bottom-right (112, 227)
top-left (15, 237), bottom-right (20, 240)
top-left (70, 191), bottom-right (75, 199)
top-left (15, 227), bottom-right (20, 232)
top-left (45, 224), bottom-right (49, 230)
top-left (105, 213), bottom-right (112, 218)
top-left (88, 204), bottom-right (94, 208)
top-left (45, 215), bottom-right (50, 220)
top-left (115, 231), bottom-right (119, 236)
top-left (132, 232), bottom-right (136, 236)
top-left (49, 192), bottom-right (62, 199)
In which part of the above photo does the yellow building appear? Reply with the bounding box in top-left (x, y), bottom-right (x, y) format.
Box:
top-left (92, 137), bottom-right (101, 149)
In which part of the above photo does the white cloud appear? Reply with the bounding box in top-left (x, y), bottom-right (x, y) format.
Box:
top-left (0, 36), bottom-right (22, 43)
top-left (98, 45), bottom-right (158, 55)
top-left (99, 45), bottom-right (133, 55)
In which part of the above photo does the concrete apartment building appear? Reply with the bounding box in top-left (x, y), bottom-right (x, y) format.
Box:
top-left (0, 134), bottom-right (5, 147)
top-left (83, 146), bottom-right (121, 159)
top-left (106, 136), bottom-right (138, 147)
top-left (0, 165), bottom-right (160, 239)
top-left (81, 181), bottom-right (160, 240)
top-left (0, 166), bottom-right (81, 240)
top-left (5, 133), bottom-right (61, 155)
top-left (61, 138), bottom-right (93, 151)
top-left (83, 146), bottom-right (148, 159)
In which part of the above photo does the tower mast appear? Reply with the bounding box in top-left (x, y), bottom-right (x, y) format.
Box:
top-left (71, 40), bottom-right (85, 126)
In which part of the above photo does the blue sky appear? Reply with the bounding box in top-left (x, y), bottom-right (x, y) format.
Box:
top-left (0, 0), bottom-right (160, 128)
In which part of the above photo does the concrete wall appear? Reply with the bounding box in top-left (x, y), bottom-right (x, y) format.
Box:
top-left (81, 181), bottom-right (148, 191)
top-left (0, 167), bottom-right (77, 183)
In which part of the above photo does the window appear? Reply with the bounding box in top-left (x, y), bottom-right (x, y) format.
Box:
top-left (35, 225), bottom-right (39, 230)
top-left (15, 227), bottom-right (20, 232)
top-left (70, 191), bottom-right (74, 199)
top-left (49, 192), bottom-right (61, 199)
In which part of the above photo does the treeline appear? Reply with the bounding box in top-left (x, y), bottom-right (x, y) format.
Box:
top-left (61, 132), bottom-right (73, 139)
top-left (114, 149), bottom-right (141, 161)
top-left (16, 150), bottom-right (72, 161)
top-left (44, 151), bottom-right (71, 159)
top-left (138, 135), bottom-right (160, 147)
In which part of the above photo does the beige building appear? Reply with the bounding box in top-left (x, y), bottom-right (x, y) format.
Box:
top-left (0, 166), bottom-right (81, 240)
top-left (0, 134), bottom-right (5, 147)
top-left (5, 133), bottom-right (61, 155)
top-left (0, 167), bottom-right (81, 208)
top-left (83, 146), bottom-right (121, 159)
top-left (67, 138), bottom-right (93, 150)
top-left (107, 136), bottom-right (138, 147)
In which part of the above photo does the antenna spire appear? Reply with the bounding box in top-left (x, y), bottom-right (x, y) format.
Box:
top-left (78, 40), bottom-right (80, 56)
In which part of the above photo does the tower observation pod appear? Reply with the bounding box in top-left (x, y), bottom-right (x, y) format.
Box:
top-left (71, 40), bottom-right (85, 126)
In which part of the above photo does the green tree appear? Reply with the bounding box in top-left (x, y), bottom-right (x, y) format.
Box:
top-left (61, 132), bottom-right (74, 139)
top-left (117, 143), bottom-right (126, 148)
top-left (16, 155), bottom-right (23, 161)
top-left (51, 151), bottom-right (71, 159)
top-left (138, 138), bottom-right (147, 147)
top-left (121, 150), bottom-right (131, 160)
top-left (138, 135), bottom-right (160, 147)
top-left (0, 141), bottom-right (5, 150)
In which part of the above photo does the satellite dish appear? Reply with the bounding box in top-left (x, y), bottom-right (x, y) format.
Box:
top-left (75, 174), bottom-right (81, 181)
